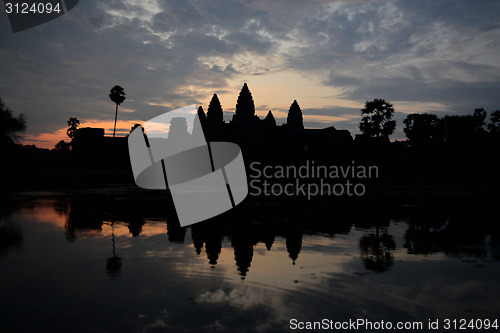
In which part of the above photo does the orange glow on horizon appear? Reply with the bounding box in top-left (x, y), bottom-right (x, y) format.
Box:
top-left (23, 110), bottom-right (360, 149)
top-left (23, 119), bottom-right (145, 149)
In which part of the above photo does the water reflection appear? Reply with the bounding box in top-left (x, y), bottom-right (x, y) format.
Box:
top-left (3, 194), bottom-right (500, 275)
top-left (191, 224), bottom-right (223, 267)
top-left (1, 193), bottom-right (499, 332)
top-left (285, 229), bottom-right (303, 265)
top-left (0, 205), bottom-right (23, 256)
top-left (106, 222), bottom-right (123, 278)
top-left (359, 226), bottom-right (396, 272)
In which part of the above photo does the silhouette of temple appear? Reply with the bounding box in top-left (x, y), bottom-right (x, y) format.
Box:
top-left (199, 83), bottom-right (353, 162)
top-left (70, 83), bottom-right (352, 167)
top-left (70, 127), bottom-right (129, 168)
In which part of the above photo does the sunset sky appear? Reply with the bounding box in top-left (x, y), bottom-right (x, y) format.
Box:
top-left (1, 0), bottom-right (499, 148)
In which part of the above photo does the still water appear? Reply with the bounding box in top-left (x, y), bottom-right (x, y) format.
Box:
top-left (1, 192), bottom-right (499, 332)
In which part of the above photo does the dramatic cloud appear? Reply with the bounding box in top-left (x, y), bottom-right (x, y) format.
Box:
top-left (0, 0), bottom-right (499, 147)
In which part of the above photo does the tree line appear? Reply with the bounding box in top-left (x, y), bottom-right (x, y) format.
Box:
top-left (1, 93), bottom-right (499, 151)
top-left (357, 98), bottom-right (499, 148)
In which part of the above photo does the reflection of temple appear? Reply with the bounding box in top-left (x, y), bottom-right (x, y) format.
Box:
top-left (206, 235), bottom-right (222, 266)
top-left (232, 231), bottom-right (255, 278)
top-left (167, 221), bottom-right (186, 243)
top-left (54, 194), bottom-right (500, 278)
top-left (286, 229), bottom-right (303, 265)
top-left (191, 225), bottom-right (224, 266)
top-left (190, 222), bottom-right (304, 276)
top-left (62, 195), bottom-right (360, 276)
top-left (64, 194), bottom-right (172, 241)
top-left (65, 196), bottom-right (105, 240)
top-left (263, 231), bottom-right (275, 251)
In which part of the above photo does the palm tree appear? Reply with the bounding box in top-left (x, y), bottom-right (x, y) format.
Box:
top-left (359, 98), bottom-right (396, 140)
top-left (66, 117), bottom-right (80, 139)
top-left (109, 85), bottom-right (126, 137)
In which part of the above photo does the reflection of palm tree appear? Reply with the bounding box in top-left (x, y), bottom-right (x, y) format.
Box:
top-left (106, 222), bottom-right (122, 278)
top-left (109, 85), bottom-right (126, 138)
top-left (359, 226), bottom-right (395, 273)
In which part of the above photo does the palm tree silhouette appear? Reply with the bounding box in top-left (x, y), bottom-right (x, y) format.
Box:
top-left (66, 117), bottom-right (80, 139)
top-left (360, 98), bottom-right (396, 140)
top-left (109, 85), bottom-right (126, 137)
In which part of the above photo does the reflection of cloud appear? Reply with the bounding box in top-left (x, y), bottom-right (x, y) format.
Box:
top-left (198, 288), bottom-right (256, 309)
top-left (4, 197), bottom-right (500, 331)
top-left (194, 286), bottom-right (290, 332)
top-left (140, 319), bottom-right (168, 333)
